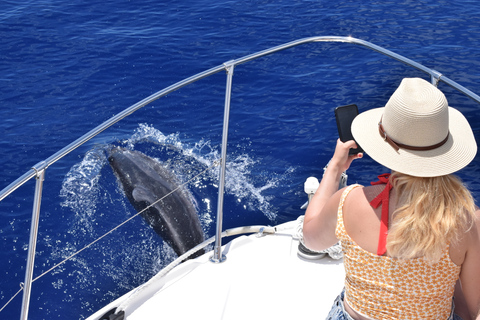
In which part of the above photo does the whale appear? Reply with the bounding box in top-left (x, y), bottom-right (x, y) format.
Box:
top-left (108, 147), bottom-right (204, 258)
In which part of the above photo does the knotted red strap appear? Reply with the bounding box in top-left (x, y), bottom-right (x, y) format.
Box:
top-left (370, 173), bottom-right (392, 256)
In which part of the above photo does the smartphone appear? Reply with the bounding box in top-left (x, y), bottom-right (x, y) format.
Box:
top-left (334, 104), bottom-right (363, 155)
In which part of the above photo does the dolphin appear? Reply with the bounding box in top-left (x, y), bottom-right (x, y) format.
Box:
top-left (108, 147), bottom-right (204, 258)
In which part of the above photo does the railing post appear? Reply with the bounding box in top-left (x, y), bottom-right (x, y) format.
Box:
top-left (430, 70), bottom-right (442, 87)
top-left (211, 61), bottom-right (235, 263)
top-left (20, 162), bottom-right (47, 320)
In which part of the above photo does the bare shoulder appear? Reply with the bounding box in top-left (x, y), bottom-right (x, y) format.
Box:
top-left (467, 208), bottom-right (480, 246)
top-left (341, 184), bottom-right (383, 254)
top-left (343, 184), bottom-right (382, 208)
top-left (341, 185), bottom-right (375, 220)
top-left (455, 207), bottom-right (480, 268)
top-left (458, 209), bottom-right (480, 320)
top-left (321, 185), bottom-right (366, 228)
top-left (460, 209), bottom-right (480, 249)
top-left (447, 208), bottom-right (479, 266)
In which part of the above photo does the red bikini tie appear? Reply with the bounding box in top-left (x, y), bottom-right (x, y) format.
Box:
top-left (370, 173), bottom-right (392, 256)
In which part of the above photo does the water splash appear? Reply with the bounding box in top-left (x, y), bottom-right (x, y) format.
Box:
top-left (126, 123), bottom-right (283, 220)
top-left (59, 146), bottom-right (107, 234)
top-left (55, 123), bottom-right (287, 296)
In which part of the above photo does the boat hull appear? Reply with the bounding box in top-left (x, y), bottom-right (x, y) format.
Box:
top-left (87, 220), bottom-right (345, 319)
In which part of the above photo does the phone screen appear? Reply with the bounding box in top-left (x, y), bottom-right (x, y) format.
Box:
top-left (334, 104), bottom-right (363, 155)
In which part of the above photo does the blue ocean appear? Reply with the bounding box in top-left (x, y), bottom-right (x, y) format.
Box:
top-left (1, 0), bottom-right (480, 319)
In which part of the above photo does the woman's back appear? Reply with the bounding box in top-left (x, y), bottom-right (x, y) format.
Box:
top-left (339, 184), bottom-right (463, 319)
top-left (342, 184), bottom-right (468, 264)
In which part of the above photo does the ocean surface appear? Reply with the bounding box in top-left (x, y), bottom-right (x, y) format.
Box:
top-left (1, 0), bottom-right (480, 319)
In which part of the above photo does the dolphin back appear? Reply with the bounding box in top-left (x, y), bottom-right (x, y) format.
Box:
top-left (108, 147), bottom-right (205, 257)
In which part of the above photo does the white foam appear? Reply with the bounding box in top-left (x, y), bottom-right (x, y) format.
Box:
top-left (127, 123), bottom-right (284, 221)
top-left (56, 123), bottom-right (289, 293)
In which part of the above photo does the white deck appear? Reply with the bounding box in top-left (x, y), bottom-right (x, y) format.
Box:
top-left (88, 220), bottom-right (345, 319)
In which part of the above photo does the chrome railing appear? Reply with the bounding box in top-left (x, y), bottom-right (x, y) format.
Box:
top-left (1, 36), bottom-right (479, 320)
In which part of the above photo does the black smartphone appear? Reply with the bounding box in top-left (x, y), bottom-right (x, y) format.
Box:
top-left (334, 104), bottom-right (363, 155)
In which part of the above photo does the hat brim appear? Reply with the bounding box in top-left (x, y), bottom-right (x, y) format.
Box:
top-left (351, 107), bottom-right (477, 177)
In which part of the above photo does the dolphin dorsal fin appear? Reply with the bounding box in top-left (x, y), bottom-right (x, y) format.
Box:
top-left (132, 186), bottom-right (158, 204)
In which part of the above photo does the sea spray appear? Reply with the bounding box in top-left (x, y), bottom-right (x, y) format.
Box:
top-left (59, 146), bottom-right (107, 235)
top-left (54, 123), bottom-right (291, 301)
top-left (125, 123), bottom-right (287, 221)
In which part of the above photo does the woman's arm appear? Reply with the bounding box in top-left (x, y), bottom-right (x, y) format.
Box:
top-left (460, 209), bottom-right (480, 320)
top-left (302, 139), bottom-right (362, 251)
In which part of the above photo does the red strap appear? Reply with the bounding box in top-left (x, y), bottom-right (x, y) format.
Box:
top-left (370, 173), bottom-right (392, 256)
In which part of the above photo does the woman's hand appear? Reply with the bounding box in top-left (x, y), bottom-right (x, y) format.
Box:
top-left (330, 139), bottom-right (363, 173)
top-left (303, 139), bottom-right (363, 251)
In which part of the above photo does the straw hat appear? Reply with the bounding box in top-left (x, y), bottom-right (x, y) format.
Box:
top-left (351, 78), bottom-right (477, 177)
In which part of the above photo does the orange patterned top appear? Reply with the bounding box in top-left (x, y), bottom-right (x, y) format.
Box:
top-left (335, 185), bottom-right (461, 320)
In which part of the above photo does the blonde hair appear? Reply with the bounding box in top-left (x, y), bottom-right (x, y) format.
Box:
top-left (387, 172), bottom-right (476, 262)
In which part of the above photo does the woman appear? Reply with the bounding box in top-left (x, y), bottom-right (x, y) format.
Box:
top-left (303, 78), bottom-right (480, 320)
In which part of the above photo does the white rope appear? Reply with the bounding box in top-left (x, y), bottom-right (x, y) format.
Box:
top-left (0, 159), bottom-right (221, 314)
top-left (295, 215), bottom-right (343, 260)
top-left (295, 162), bottom-right (347, 260)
